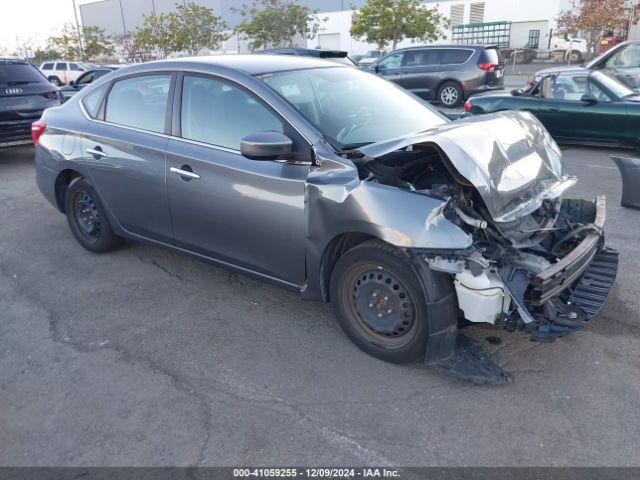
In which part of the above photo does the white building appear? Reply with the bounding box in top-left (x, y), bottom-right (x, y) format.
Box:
top-left (308, 0), bottom-right (575, 56)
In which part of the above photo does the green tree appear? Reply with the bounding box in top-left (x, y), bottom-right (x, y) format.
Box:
top-left (350, 0), bottom-right (447, 51)
top-left (234, 0), bottom-right (325, 51)
top-left (134, 11), bottom-right (176, 59)
top-left (556, 0), bottom-right (632, 53)
top-left (171, 1), bottom-right (229, 55)
top-left (49, 23), bottom-right (113, 61)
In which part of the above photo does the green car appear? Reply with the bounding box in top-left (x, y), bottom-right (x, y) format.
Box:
top-left (464, 67), bottom-right (640, 149)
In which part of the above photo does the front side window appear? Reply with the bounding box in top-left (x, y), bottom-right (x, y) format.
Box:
top-left (55, 63), bottom-right (68, 71)
top-left (262, 66), bottom-right (447, 147)
top-left (605, 44), bottom-right (640, 69)
top-left (181, 75), bottom-right (283, 150)
top-left (544, 73), bottom-right (589, 100)
top-left (378, 52), bottom-right (403, 70)
top-left (105, 74), bottom-right (171, 133)
top-left (76, 72), bottom-right (94, 85)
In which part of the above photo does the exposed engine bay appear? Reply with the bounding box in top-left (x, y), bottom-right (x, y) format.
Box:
top-left (348, 143), bottom-right (618, 344)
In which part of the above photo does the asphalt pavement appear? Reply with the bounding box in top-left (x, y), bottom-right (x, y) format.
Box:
top-left (0, 144), bottom-right (639, 467)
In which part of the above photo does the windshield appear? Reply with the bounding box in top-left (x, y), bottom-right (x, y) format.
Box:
top-left (0, 61), bottom-right (47, 86)
top-left (592, 71), bottom-right (635, 98)
top-left (261, 67), bottom-right (447, 148)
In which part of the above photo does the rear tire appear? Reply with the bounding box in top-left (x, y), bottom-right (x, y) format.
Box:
top-left (65, 177), bottom-right (123, 253)
top-left (330, 240), bottom-right (455, 363)
top-left (438, 81), bottom-right (463, 108)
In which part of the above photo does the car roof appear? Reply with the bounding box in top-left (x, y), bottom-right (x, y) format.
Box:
top-left (138, 54), bottom-right (347, 75)
top-left (0, 57), bottom-right (29, 64)
top-left (394, 44), bottom-right (489, 52)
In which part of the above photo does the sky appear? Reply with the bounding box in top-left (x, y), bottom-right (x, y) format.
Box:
top-left (0, 0), bottom-right (95, 54)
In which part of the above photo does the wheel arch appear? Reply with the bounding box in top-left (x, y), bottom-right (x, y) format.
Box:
top-left (54, 168), bottom-right (83, 213)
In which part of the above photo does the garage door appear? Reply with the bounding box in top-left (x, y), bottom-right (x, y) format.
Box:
top-left (318, 33), bottom-right (341, 50)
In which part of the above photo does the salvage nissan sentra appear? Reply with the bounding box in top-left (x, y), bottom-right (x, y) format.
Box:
top-left (33, 56), bottom-right (618, 384)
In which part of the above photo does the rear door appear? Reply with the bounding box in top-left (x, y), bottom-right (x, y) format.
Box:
top-left (81, 72), bottom-right (175, 243)
top-left (165, 73), bottom-right (309, 284)
top-left (400, 48), bottom-right (441, 99)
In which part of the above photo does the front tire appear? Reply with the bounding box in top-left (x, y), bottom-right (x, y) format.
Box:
top-left (65, 177), bottom-right (123, 253)
top-left (330, 240), bottom-right (455, 363)
top-left (438, 81), bottom-right (463, 108)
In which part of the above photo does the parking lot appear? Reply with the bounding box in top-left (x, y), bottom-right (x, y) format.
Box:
top-left (0, 144), bottom-right (639, 467)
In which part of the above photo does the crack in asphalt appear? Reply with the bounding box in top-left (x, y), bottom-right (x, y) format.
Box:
top-left (126, 245), bottom-right (187, 282)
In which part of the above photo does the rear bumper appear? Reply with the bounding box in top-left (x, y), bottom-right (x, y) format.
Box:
top-left (0, 119), bottom-right (33, 149)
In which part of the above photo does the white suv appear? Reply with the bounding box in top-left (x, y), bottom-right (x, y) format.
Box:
top-left (39, 61), bottom-right (90, 86)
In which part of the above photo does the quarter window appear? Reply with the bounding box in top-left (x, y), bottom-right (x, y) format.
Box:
top-left (69, 63), bottom-right (82, 71)
top-left (180, 75), bottom-right (283, 150)
top-left (82, 83), bottom-right (109, 118)
top-left (441, 49), bottom-right (472, 64)
top-left (105, 74), bottom-right (172, 133)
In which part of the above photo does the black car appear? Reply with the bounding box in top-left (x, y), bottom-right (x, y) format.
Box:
top-left (0, 58), bottom-right (62, 149)
top-left (586, 40), bottom-right (640, 90)
top-left (368, 45), bottom-right (505, 107)
top-left (258, 47), bottom-right (357, 66)
top-left (59, 67), bottom-right (117, 101)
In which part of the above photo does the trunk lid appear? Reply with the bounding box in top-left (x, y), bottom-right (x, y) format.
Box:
top-left (357, 110), bottom-right (576, 223)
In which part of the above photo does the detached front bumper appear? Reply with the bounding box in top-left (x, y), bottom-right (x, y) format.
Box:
top-left (501, 196), bottom-right (619, 342)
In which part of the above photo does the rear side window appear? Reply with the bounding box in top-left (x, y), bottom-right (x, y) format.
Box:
top-left (42, 63), bottom-right (54, 70)
top-left (404, 49), bottom-right (439, 67)
top-left (55, 63), bottom-right (68, 71)
top-left (82, 83), bottom-right (109, 118)
top-left (0, 61), bottom-right (48, 86)
top-left (441, 49), bottom-right (473, 64)
top-left (105, 74), bottom-right (172, 133)
top-left (180, 75), bottom-right (283, 150)
top-left (479, 48), bottom-right (503, 65)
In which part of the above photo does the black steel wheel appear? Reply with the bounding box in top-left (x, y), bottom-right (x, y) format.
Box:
top-left (65, 177), bottom-right (123, 253)
top-left (330, 240), bottom-right (454, 363)
top-left (347, 265), bottom-right (418, 348)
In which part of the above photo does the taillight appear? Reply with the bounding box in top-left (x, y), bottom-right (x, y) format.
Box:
top-left (464, 101), bottom-right (472, 113)
top-left (31, 120), bottom-right (47, 144)
top-left (478, 62), bottom-right (496, 71)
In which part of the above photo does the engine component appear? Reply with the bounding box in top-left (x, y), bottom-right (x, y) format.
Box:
top-left (454, 268), bottom-right (511, 324)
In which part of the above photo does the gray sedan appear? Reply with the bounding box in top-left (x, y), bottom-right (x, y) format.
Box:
top-left (33, 56), bottom-right (617, 384)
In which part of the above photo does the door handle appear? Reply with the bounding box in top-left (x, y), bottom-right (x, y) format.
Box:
top-left (170, 166), bottom-right (200, 180)
top-left (86, 147), bottom-right (107, 158)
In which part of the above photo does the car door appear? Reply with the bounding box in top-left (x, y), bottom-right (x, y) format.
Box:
top-left (399, 49), bottom-right (441, 100)
top-left (165, 73), bottom-right (309, 285)
top-left (373, 51), bottom-right (405, 85)
top-left (536, 72), bottom-right (626, 145)
top-left (599, 43), bottom-right (640, 89)
top-left (81, 72), bottom-right (175, 243)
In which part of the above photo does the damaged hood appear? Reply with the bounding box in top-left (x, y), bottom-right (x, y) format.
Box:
top-left (357, 111), bottom-right (576, 223)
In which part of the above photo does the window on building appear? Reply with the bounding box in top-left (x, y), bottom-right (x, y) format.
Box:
top-left (528, 30), bottom-right (541, 49)
top-left (469, 2), bottom-right (485, 24)
top-left (181, 75), bottom-right (283, 151)
top-left (105, 74), bottom-right (171, 133)
top-left (450, 4), bottom-right (464, 26)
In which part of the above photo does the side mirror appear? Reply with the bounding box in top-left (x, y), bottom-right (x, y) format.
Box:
top-left (240, 131), bottom-right (292, 160)
top-left (68, 80), bottom-right (75, 86)
top-left (581, 93), bottom-right (598, 104)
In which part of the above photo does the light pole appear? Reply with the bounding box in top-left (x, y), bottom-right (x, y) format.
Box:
top-left (72, 0), bottom-right (85, 60)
